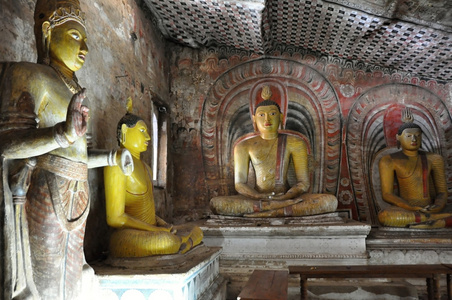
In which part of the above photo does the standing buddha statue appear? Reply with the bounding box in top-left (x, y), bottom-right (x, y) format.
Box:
top-left (0, 0), bottom-right (130, 298)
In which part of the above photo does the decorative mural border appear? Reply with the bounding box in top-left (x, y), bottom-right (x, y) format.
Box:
top-left (205, 45), bottom-right (451, 89)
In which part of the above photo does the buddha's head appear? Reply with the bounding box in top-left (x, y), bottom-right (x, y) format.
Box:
top-left (397, 125), bottom-right (422, 151)
top-left (34, 0), bottom-right (88, 70)
top-left (396, 108), bottom-right (422, 150)
top-left (252, 100), bottom-right (282, 135)
top-left (117, 113), bottom-right (151, 155)
top-left (252, 85), bottom-right (283, 134)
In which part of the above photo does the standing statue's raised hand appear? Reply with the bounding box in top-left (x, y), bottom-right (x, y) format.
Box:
top-left (65, 88), bottom-right (89, 143)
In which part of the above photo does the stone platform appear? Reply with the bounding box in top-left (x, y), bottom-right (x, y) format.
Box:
top-left (201, 213), bottom-right (371, 263)
top-left (201, 213), bottom-right (372, 298)
top-left (91, 245), bottom-right (226, 300)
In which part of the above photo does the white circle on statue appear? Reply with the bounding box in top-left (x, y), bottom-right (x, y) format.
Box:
top-left (121, 290), bottom-right (145, 300)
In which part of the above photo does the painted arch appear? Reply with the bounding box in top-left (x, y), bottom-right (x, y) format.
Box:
top-left (201, 58), bottom-right (342, 198)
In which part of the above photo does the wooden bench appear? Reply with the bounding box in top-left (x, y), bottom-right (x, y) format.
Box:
top-left (289, 264), bottom-right (452, 300)
top-left (237, 269), bottom-right (288, 300)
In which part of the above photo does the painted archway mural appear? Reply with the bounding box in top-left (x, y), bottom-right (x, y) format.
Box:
top-left (201, 58), bottom-right (342, 199)
top-left (346, 83), bottom-right (452, 224)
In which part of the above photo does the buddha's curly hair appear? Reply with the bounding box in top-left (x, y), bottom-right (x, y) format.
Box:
top-left (397, 122), bottom-right (422, 135)
top-left (254, 100), bottom-right (281, 114)
top-left (116, 113), bottom-right (143, 146)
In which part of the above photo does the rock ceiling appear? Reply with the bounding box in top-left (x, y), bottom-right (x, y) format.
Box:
top-left (141, 0), bottom-right (452, 82)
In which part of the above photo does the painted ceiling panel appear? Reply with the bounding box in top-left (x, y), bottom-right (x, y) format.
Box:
top-left (144, 0), bottom-right (266, 51)
top-left (143, 0), bottom-right (452, 81)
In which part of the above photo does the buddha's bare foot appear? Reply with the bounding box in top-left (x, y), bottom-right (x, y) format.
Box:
top-left (409, 219), bottom-right (445, 229)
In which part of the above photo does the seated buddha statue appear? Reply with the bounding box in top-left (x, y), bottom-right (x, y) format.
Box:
top-left (378, 108), bottom-right (452, 228)
top-left (104, 102), bottom-right (203, 257)
top-left (210, 86), bottom-right (338, 218)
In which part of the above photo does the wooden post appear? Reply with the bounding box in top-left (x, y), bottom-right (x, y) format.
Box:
top-left (300, 275), bottom-right (308, 300)
top-left (447, 273), bottom-right (451, 300)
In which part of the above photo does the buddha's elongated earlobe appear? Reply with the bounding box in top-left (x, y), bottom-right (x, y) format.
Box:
top-left (121, 124), bottom-right (128, 144)
top-left (252, 115), bottom-right (257, 132)
top-left (42, 21), bottom-right (51, 65)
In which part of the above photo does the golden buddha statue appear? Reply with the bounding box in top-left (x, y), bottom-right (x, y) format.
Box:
top-left (210, 86), bottom-right (338, 218)
top-left (0, 0), bottom-right (131, 298)
top-left (378, 108), bottom-right (452, 228)
top-left (104, 100), bottom-right (203, 257)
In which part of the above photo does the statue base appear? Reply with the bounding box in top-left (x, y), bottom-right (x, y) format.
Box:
top-left (202, 213), bottom-right (370, 261)
top-left (201, 213), bottom-right (371, 298)
top-left (91, 245), bottom-right (226, 300)
top-left (367, 226), bottom-right (452, 264)
top-left (365, 227), bottom-right (452, 297)
top-left (297, 279), bottom-right (419, 299)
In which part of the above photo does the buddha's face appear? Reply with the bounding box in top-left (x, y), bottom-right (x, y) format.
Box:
top-left (122, 120), bottom-right (151, 154)
top-left (49, 20), bottom-right (88, 72)
top-left (253, 105), bottom-right (281, 134)
top-left (397, 128), bottom-right (422, 151)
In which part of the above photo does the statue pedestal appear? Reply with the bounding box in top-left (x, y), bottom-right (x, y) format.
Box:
top-left (91, 245), bottom-right (226, 300)
top-left (202, 213), bottom-right (370, 262)
top-left (201, 213), bottom-right (371, 298)
top-left (366, 227), bottom-right (452, 298)
top-left (367, 227), bottom-right (452, 264)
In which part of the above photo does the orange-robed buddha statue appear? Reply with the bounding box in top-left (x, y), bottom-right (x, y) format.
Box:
top-left (210, 86), bottom-right (338, 218)
top-left (0, 0), bottom-right (131, 298)
top-left (104, 102), bottom-right (203, 257)
top-left (378, 108), bottom-right (452, 228)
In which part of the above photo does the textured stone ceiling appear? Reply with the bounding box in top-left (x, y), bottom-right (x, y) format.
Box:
top-left (142, 0), bottom-right (452, 81)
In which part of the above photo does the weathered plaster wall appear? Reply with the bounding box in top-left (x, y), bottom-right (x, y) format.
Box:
top-left (0, 0), bottom-right (171, 262)
top-left (169, 44), bottom-right (452, 224)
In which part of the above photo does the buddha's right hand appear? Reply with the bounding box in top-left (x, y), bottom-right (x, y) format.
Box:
top-left (64, 88), bottom-right (89, 143)
top-left (258, 192), bottom-right (284, 201)
top-left (420, 204), bottom-right (441, 213)
top-left (169, 225), bottom-right (177, 234)
top-left (159, 225), bottom-right (176, 234)
top-left (155, 220), bottom-right (176, 234)
top-left (271, 193), bottom-right (296, 201)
